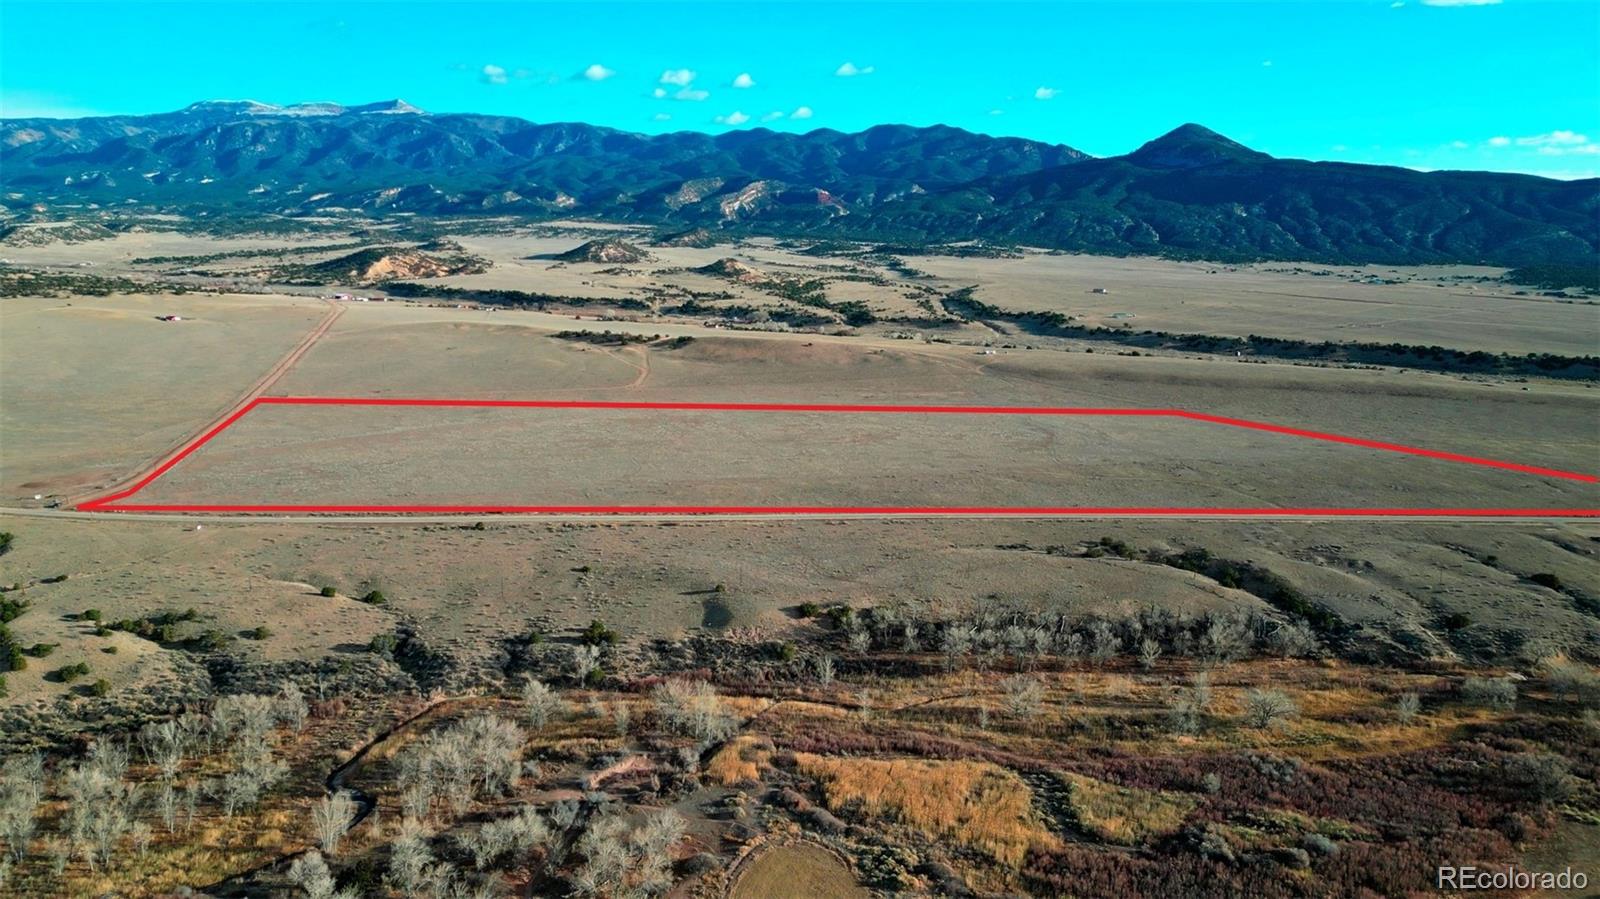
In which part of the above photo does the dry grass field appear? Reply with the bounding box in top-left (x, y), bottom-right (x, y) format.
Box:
top-left (0, 292), bottom-right (327, 503)
top-left (112, 397), bottom-right (1593, 511)
top-left (908, 252), bottom-right (1599, 357)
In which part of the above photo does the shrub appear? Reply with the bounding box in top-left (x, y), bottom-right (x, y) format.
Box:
top-left (1460, 676), bottom-right (1517, 710)
top-left (1529, 573), bottom-right (1564, 591)
top-left (360, 590), bottom-right (387, 605)
top-left (80, 609), bottom-right (103, 622)
top-left (23, 643), bottom-right (57, 658)
top-left (89, 679), bottom-right (111, 697)
top-left (319, 586), bottom-right (337, 598)
top-left (1396, 692), bottom-right (1421, 724)
top-left (797, 602), bottom-right (822, 618)
top-left (367, 633), bottom-right (398, 656)
top-left (1302, 833), bottom-right (1338, 857)
top-left (581, 618), bottom-right (619, 646)
top-left (246, 626), bottom-right (271, 640)
top-left (0, 598), bottom-right (28, 623)
top-left (1503, 753), bottom-right (1573, 805)
top-left (53, 662), bottom-right (90, 683)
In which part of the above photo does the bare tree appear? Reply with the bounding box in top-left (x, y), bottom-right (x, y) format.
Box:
top-left (277, 683), bottom-right (310, 734)
top-left (139, 720), bottom-right (186, 782)
top-left (396, 716), bottom-right (526, 820)
top-left (387, 818), bottom-right (435, 893)
top-left (1087, 620), bottom-right (1120, 664)
top-left (289, 849), bottom-right (358, 899)
top-left (651, 679), bottom-right (737, 742)
top-left (570, 645), bottom-right (602, 685)
top-left (155, 782), bottom-right (179, 834)
top-left (1242, 689), bottom-right (1298, 730)
top-left (573, 807), bottom-right (684, 897)
top-left (1000, 674), bottom-right (1044, 720)
top-left (521, 677), bottom-right (560, 731)
top-left (814, 654), bottom-right (835, 686)
top-left (312, 791), bottom-right (358, 856)
top-left (0, 754), bottom-right (44, 863)
top-left (1264, 620), bottom-right (1320, 658)
top-left (458, 805), bottom-right (550, 870)
top-left (941, 624), bottom-right (974, 670)
top-left (62, 742), bottom-right (137, 869)
top-left (1199, 614), bottom-right (1250, 666)
top-left (1137, 638), bottom-right (1162, 671)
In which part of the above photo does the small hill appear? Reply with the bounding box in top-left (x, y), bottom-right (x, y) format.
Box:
top-left (298, 246), bottom-right (488, 283)
top-left (694, 257), bottom-right (772, 284)
top-left (555, 239), bottom-right (651, 264)
top-left (653, 228), bottom-right (718, 248)
top-left (0, 221), bottom-right (117, 246)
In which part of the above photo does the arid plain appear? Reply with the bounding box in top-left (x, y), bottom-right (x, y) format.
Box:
top-left (1, 225), bottom-right (1597, 898)
top-left (2, 225), bottom-right (1596, 705)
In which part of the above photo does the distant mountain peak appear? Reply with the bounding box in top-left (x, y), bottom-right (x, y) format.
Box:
top-left (1127, 123), bottom-right (1266, 168)
top-left (183, 99), bottom-right (425, 118)
top-left (346, 99), bottom-right (426, 115)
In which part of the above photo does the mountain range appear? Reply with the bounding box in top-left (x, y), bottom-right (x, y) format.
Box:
top-left (3, 100), bottom-right (1595, 266)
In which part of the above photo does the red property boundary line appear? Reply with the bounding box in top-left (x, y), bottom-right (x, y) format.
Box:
top-left (78, 397), bottom-right (1600, 517)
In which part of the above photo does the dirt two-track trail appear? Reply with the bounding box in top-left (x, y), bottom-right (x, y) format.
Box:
top-left (68, 298), bottom-right (345, 510)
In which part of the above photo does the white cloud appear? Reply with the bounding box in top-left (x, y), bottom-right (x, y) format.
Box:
top-left (714, 111), bottom-right (751, 126)
top-left (1420, 0), bottom-right (1501, 5)
top-left (732, 73), bottom-right (755, 89)
top-left (1330, 144), bottom-right (1348, 152)
top-left (674, 88), bottom-right (710, 102)
top-left (1390, 1), bottom-right (1404, 6)
top-left (652, 88), bottom-right (668, 99)
top-left (790, 106), bottom-right (813, 120)
top-left (835, 62), bottom-right (875, 77)
top-left (1515, 130), bottom-right (1589, 147)
top-left (1034, 86), bottom-right (1059, 100)
top-left (1450, 140), bottom-right (1469, 149)
top-left (1261, 60), bottom-right (1273, 67)
top-left (1486, 131), bottom-right (1594, 156)
top-left (653, 112), bottom-right (672, 122)
top-left (1539, 144), bottom-right (1599, 157)
top-left (480, 64), bottom-right (508, 85)
top-left (761, 110), bottom-right (785, 122)
top-left (989, 109), bottom-right (1005, 116)
top-left (659, 68), bottom-right (696, 87)
top-left (581, 64), bottom-right (615, 81)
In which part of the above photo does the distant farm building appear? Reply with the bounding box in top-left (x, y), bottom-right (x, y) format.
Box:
top-left (157, 315), bottom-right (183, 322)
top-left (1090, 287), bottom-right (1109, 294)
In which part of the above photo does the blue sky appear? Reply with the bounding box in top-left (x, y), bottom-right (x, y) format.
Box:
top-left (3, 0), bottom-right (1596, 178)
